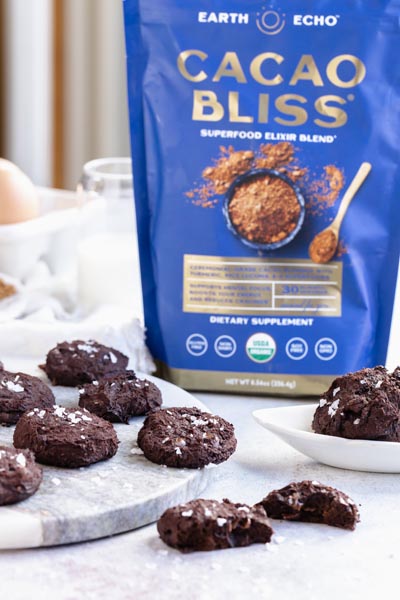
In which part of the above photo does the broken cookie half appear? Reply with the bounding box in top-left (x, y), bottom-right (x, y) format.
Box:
top-left (258, 480), bottom-right (359, 531)
top-left (157, 498), bottom-right (274, 552)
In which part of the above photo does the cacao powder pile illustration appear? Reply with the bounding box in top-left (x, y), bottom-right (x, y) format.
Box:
top-left (186, 142), bottom-right (346, 256)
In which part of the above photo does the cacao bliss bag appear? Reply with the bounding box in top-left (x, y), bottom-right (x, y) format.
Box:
top-left (123, 0), bottom-right (400, 395)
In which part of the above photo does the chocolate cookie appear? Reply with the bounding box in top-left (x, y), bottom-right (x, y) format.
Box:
top-left (137, 407), bottom-right (237, 468)
top-left (41, 340), bottom-right (129, 386)
top-left (258, 481), bottom-right (359, 530)
top-left (14, 405), bottom-right (119, 468)
top-left (0, 370), bottom-right (55, 425)
top-left (78, 371), bottom-right (162, 423)
top-left (0, 445), bottom-right (42, 505)
top-left (157, 498), bottom-right (273, 552)
top-left (312, 366), bottom-right (400, 441)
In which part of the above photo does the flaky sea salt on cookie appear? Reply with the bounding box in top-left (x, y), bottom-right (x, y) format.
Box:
top-left (0, 370), bottom-right (54, 425)
top-left (312, 366), bottom-right (400, 441)
top-left (78, 371), bottom-right (162, 423)
top-left (40, 340), bottom-right (129, 387)
top-left (0, 445), bottom-right (42, 505)
top-left (158, 498), bottom-right (273, 552)
top-left (14, 405), bottom-right (119, 468)
top-left (137, 406), bottom-right (236, 468)
top-left (258, 480), bottom-right (359, 530)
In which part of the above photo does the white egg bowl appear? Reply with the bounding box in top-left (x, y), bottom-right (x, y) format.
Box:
top-left (0, 187), bottom-right (79, 279)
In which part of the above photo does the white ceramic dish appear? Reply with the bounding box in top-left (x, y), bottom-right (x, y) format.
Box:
top-left (0, 187), bottom-right (79, 279)
top-left (253, 403), bottom-right (400, 473)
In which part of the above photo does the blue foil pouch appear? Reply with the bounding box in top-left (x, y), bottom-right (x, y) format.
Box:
top-left (123, 0), bottom-right (400, 396)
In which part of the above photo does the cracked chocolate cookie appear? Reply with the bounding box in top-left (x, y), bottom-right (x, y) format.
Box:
top-left (157, 498), bottom-right (273, 552)
top-left (78, 371), bottom-right (162, 423)
top-left (258, 480), bottom-right (359, 530)
top-left (14, 405), bottom-right (119, 468)
top-left (312, 366), bottom-right (400, 441)
top-left (0, 370), bottom-right (55, 426)
top-left (137, 407), bottom-right (237, 468)
top-left (0, 445), bottom-right (42, 505)
top-left (41, 340), bottom-right (129, 386)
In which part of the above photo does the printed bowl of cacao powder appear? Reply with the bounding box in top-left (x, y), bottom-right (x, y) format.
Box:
top-left (224, 169), bottom-right (305, 250)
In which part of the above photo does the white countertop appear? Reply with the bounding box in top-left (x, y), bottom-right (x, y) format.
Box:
top-left (1, 392), bottom-right (398, 600)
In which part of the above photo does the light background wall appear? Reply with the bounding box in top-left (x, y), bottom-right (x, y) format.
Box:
top-left (62, 0), bottom-right (130, 189)
top-left (2, 0), bottom-right (53, 186)
top-left (0, 0), bottom-right (130, 190)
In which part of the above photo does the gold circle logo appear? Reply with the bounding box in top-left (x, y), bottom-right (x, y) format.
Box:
top-left (256, 10), bottom-right (286, 35)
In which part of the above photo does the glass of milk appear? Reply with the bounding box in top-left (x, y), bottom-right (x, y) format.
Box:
top-left (77, 158), bottom-right (143, 320)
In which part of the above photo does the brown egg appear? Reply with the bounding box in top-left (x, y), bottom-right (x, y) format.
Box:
top-left (0, 159), bottom-right (39, 225)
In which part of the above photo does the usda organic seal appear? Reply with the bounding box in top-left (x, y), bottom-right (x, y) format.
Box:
top-left (246, 333), bottom-right (276, 363)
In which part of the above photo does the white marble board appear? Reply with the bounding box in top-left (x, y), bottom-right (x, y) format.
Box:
top-left (0, 359), bottom-right (214, 550)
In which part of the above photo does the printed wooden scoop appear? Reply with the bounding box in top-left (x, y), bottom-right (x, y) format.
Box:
top-left (309, 162), bottom-right (372, 263)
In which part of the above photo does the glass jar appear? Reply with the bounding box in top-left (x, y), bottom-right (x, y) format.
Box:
top-left (77, 157), bottom-right (143, 320)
